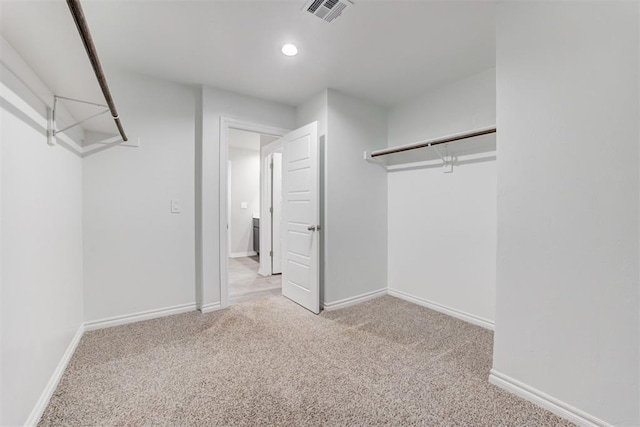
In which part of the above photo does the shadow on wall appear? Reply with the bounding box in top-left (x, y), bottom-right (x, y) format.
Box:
top-left (0, 98), bottom-right (45, 136)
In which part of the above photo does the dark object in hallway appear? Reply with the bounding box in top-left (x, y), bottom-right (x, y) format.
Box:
top-left (253, 217), bottom-right (260, 254)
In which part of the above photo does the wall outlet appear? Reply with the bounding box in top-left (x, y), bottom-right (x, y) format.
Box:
top-left (171, 199), bottom-right (181, 213)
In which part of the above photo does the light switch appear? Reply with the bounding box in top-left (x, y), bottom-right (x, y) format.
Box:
top-left (240, 202), bottom-right (248, 209)
top-left (171, 199), bottom-right (181, 213)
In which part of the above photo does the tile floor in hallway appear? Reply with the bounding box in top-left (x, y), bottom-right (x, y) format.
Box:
top-left (228, 255), bottom-right (282, 305)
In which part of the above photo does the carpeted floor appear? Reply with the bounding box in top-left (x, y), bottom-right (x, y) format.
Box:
top-left (39, 296), bottom-right (573, 426)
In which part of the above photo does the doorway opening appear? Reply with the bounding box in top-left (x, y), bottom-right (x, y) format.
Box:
top-left (219, 118), bottom-right (320, 313)
top-left (225, 127), bottom-right (284, 306)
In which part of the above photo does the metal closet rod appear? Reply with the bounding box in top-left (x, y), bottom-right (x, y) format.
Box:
top-left (370, 126), bottom-right (497, 158)
top-left (66, 0), bottom-right (128, 141)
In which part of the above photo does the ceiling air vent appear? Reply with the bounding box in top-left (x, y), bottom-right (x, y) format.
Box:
top-left (304, 0), bottom-right (353, 23)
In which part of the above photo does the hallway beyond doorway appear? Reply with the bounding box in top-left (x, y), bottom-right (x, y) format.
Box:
top-left (228, 256), bottom-right (281, 305)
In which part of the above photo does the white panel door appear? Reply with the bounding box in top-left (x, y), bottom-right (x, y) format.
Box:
top-left (272, 152), bottom-right (283, 274)
top-left (281, 122), bottom-right (319, 314)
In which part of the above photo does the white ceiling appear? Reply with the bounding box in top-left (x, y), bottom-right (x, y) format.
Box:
top-left (0, 0), bottom-right (495, 131)
top-left (229, 128), bottom-right (261, 151)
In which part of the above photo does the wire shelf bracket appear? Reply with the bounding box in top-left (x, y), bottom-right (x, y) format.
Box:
top-left (431, 144), bottom-right (454, 173)
top-left (47, 95), bottom-right (110, 146)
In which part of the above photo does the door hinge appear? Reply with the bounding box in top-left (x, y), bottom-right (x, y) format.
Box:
top-left (270, 250), bottom-right (273, 257)
top-left (270, 161), bottom-right (273, 169)
top-left (269, 206), bottom-right (273, 214)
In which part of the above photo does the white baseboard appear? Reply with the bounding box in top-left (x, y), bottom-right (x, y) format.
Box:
top-left (199, 302), bottom-right (223, 314)
top-left (387, 288), bottom-right (494, 330)
top-left (24, 324), bottom-right (85, 427)
top-left (84, 302), bottom-right (197, 331)
top-left (230, 251), bottom-right (257, 258)
top-left (489, 370), bottom-right (611, 427)
top-left (25, 301), bottom-right (219, 425)
top-left (321, 288), bottom-right (387, 311)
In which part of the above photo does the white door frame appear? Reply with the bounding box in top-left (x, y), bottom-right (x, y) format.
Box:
top-left (227, 160), bottom-right (232, 257)
top-left (271, 152), bottom-right (283, 275)
top-left (219, 117), bottom-right (290, 308)
top-left (259, 140), bottom-right (283, 277)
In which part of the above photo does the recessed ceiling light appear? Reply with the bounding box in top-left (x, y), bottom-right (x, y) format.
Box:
top-left (281, 44), bottom-right (298, 57)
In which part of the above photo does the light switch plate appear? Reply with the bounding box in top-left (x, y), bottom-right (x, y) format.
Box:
top-left (241, 202), bottom-right (248, 209)
top-left (171, 199), bottom-right (181, 213)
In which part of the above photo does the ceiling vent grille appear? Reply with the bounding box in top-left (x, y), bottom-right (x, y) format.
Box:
top-left (304, 0), bottom-right (353, 23)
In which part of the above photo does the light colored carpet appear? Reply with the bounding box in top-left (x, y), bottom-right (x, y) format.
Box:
top-left (39, 296), bottom-right (573, 426)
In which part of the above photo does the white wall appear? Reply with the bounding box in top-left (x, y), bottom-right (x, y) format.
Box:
top-left (198, 86), bottom-right (296, 308)
top-left (229, 146), bottom-right (260, 255)
top-left (1, 41), bottom-right (84, 425)
top-left (387, 69), bottom-right (497, 326)
top-left (229, 127), bottom-right (261, 151)
top-left (493, 3), bottom-right (639, 425)
top-left (324, 89), bottom-right (387, 304)
top-left (297, 89), bottom-right (388, 306)
top-left (83, 70), bottom-right (197, 321)
top-left (260, 134), bottom-right (279, 148)
top-left (297, 90), bottom-right (328, 137)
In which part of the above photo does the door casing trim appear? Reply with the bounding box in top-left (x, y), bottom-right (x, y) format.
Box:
top-left (219, 117), bottom-right (290, 308)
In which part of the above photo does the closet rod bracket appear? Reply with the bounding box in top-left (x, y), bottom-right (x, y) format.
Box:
top-left (363, 151), bottom-right (387, 169)
top-left (47, 107), bottom-right (55, 146)
top-left (47, 95), bottom-right (110, 145)
top-left (430, 144), bottom-right (454, 173)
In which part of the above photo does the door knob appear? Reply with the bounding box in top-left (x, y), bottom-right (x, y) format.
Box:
top-left (307, 225), bottom-right (316, 231)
